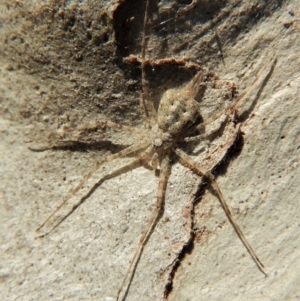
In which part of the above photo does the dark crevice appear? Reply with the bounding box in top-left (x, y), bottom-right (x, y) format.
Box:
top-left (212, 130), bottom-right (244, 176)
top-left (163, 180), bottom-right (206, 299)
top-left (163, 235), bottom-right (195, 299)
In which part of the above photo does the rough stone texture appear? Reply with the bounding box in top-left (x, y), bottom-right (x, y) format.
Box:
top-left (0, 0), bottom-right (299, 301)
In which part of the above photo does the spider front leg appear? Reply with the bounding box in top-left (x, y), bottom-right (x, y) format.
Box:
top-left (139, 0), bottom-right (157, 127)
top-left (196, 57), bottom-right (277, 132)
top-left (117, 154), bottom-right (171, 301)
top-left (185, 57), bottom-right (277, 143)
top-left (175, 148), bottom-right (266, 275)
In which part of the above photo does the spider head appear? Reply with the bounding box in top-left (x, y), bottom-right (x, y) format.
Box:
top-left (151, 124), bottom-right (173, 149)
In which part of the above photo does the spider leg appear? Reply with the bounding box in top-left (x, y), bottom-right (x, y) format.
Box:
top-left (117, 154), bottom-right (171, 301)
top-left (36, 141), bottom-right (150, 232)
top-left (184, 108), bottom-right (237, 143)
top-left (183, 68), bottom-right (205, 98)
top-left (140, 0), bottom-right (157, 126)
top-left (38, 146), bottom-right (154, 236)
top-left (184, 131), bottom-right (218, 142)
top-left (196, 57), bottom-right (277, 131)
top-left (175, 148), bottom-right (266, 275)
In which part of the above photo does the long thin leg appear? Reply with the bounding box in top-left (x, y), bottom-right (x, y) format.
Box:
top-left (183, 69), bottom-right (205, 98)
top-left (141, 0), bottom-right (157, 124)
top-left (117, 155), bottom-right (171, 301)
top-left (184, 114), bottom-right (232, 143)
top-left (184, 109), bottom-right (236, 143)
top-left (196, 57), bottom-right (277, 131)
top-left (36, 141), bottom-right (150, 232)
top-left (175, 148), bottom-right (266, 275)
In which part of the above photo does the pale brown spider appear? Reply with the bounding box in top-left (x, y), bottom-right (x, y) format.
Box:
top-left (33, 0), bottom-right (277, 300)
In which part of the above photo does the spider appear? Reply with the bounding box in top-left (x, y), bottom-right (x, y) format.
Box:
top-left (32, 0), bottom-right (277, 300)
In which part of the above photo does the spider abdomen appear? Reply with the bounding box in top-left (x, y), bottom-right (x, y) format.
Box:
top-left (157, 88), bottom-right (199, 135)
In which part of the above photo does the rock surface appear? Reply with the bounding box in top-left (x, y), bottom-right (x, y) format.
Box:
top-left (0, 0), bottom-right (299, 300)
